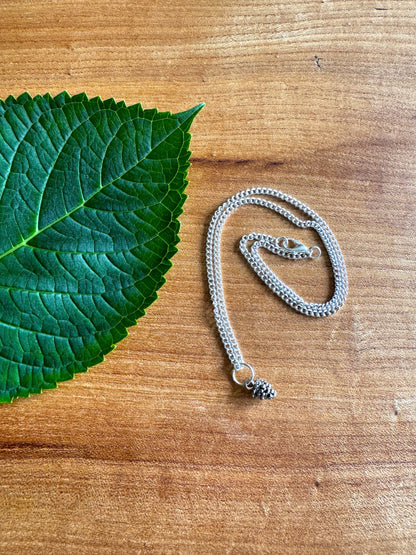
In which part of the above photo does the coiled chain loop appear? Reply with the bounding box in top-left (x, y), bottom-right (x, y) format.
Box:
top-left (206, 187), bottom-right (348, 399)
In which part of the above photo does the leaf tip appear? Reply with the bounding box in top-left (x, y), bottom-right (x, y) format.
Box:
top-left (188, 102), bottom-right (205, 118)
top-left (175, 102), bottom-right (205, 125)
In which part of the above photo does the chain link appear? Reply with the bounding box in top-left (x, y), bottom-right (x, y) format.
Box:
top-left (206, 187), bottom-right (348, 398)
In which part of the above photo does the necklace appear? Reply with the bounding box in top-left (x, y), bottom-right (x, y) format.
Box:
top-left (206, 187), bottom-right (348, 400)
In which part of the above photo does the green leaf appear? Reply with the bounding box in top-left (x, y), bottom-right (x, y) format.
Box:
top-left (0, 92), bottom-right (203, 402)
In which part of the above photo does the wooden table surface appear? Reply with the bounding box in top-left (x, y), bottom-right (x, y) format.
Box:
top-left (0, 1), bottom-right (415, 553)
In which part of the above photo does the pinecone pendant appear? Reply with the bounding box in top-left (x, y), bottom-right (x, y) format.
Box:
top-left (251, 378), bottom-right (276, 400)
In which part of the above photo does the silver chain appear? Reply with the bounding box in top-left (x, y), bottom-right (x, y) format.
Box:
top-left (206, 187), bottom-right (348, 400)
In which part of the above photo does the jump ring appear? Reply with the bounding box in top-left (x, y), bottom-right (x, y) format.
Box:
top-left (232, 363), bottom-right (255, 387)
top-left (309, 246), bottom-right (321, 259)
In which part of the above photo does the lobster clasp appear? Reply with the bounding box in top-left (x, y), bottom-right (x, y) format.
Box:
top-left (276, 236), bottom-right (321, 259)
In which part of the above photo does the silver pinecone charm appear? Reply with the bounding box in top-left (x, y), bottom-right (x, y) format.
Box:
top-left (251, 378), bottom-right (276, 400)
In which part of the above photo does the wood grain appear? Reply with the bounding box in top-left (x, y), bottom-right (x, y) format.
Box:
top-left (0, 0), bottom-right (415, 553)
